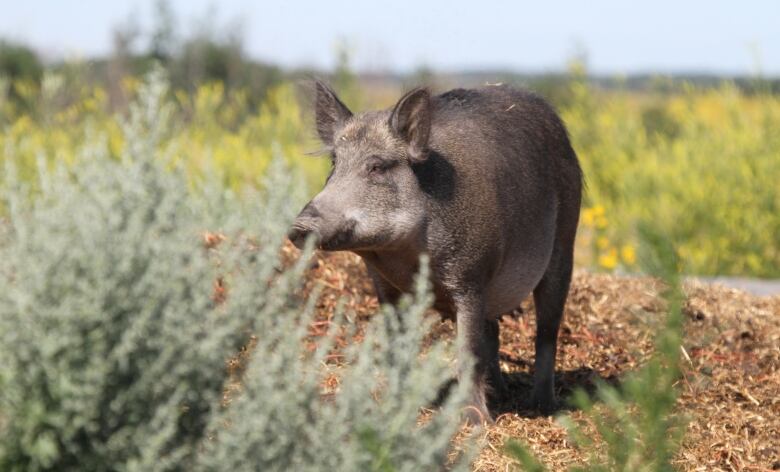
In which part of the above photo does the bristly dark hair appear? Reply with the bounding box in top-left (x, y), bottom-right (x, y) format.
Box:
top-left (304, 145), bottom-right (334, 158)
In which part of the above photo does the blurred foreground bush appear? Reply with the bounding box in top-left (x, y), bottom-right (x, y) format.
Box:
top-left (0, 71), bottom-right (471, 471)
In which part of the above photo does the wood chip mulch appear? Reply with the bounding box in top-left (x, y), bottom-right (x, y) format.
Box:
top-left (264, 244), bottom-right (780, 471)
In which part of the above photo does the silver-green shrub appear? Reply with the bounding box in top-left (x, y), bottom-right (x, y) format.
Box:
top-left (195, 258), bottom-right (473, 472)
top-left (0, 70), bottom-right (472, 471)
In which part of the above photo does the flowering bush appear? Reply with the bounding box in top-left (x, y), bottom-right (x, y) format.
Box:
top-left (565, 82), bottom-right (780, 276)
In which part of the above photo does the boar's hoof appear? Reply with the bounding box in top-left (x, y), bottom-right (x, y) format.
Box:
top-left (462, 405), bottom-right (493, 426)
top-left (462, 395), bottom-right (494, 426)
top-left (528, 393), bottom-right (560, 416)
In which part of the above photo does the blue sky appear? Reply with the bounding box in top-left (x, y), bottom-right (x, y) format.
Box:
top-left (1, 0), bottom-right (778, 75)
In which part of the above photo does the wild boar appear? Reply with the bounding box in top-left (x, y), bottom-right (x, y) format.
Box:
top-left (289, 81), bottom-right (582, 421)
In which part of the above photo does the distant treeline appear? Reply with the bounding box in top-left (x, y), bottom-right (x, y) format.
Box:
top-left (1, 0), bottom-right (778, 113)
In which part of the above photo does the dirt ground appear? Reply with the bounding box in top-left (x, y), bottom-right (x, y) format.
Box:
top-left (290, 247), bottom-right (780, 471)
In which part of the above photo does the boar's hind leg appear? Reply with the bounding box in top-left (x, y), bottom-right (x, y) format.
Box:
top-left (530, 239), bottom-right (574, 414)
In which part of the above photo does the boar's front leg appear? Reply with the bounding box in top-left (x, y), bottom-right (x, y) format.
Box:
top-left (365, 266), bottom-right (402, 306)
top-left (483, 318), bottom-right (507, 401)
top-left (453, 292), bottom-right (492, 424)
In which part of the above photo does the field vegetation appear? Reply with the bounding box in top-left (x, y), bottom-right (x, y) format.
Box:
top-left (1, 26), bottom-right (779, 471)
top-left (2, 55), bottom-right (778, 277)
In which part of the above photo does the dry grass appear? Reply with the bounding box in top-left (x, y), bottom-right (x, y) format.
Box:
top-left (254, 246), bottom-right (780, 471)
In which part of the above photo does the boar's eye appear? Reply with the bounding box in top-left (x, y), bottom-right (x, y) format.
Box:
top-left (366, 156), bottom-right (396, 176)
top-left (368, 162), bottom-right (382, 174)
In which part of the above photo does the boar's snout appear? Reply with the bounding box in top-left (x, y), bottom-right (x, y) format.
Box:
top-left (289, 198), bottom-right (361, 251)
top-left (288, 202), bottom-right (321, 249)
top-left (287, 224), bottom-right (317, 249)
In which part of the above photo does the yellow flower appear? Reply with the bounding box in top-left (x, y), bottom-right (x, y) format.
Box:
top-left (598, 248), bottom-right (619, 270)
top-left (122, 76), bottom-right (140, 94)
top-left (595, 216), bottom-right (609, 229)
top-left (621, 244), bottom-right (637, 265)
top-left (596, 236), bottom-right (610, 250)
top-left (581, 208), bottom-right (595, 226)
top-left (593, 205), bottom-right (605, 217)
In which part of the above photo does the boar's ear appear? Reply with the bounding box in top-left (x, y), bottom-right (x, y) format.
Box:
top-left (315, 80), bottom-right (353, 146)
top-left (390, 87), bottom-right (431, 162)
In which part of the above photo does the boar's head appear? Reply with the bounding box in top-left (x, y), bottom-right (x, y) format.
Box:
top-left (289, 81), bottom-right (431, 251)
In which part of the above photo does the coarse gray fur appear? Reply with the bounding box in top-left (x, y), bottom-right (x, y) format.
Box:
top-left (289, 81), bottom-right (583, 421)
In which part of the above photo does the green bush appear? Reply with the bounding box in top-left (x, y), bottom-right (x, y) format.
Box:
top-left (0, 41), bottom-right (42, 82)
top-left (0, 70), bottom-right (472, 471)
